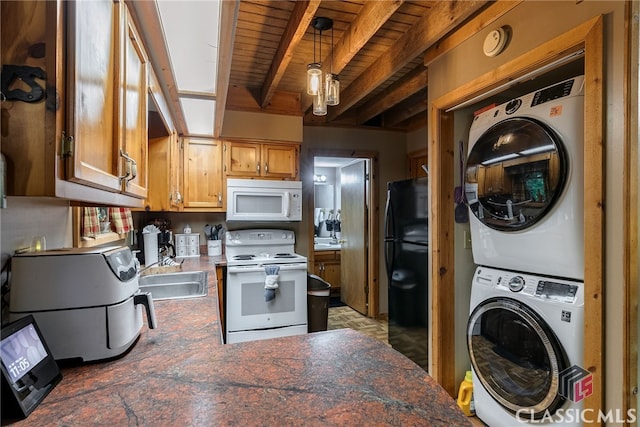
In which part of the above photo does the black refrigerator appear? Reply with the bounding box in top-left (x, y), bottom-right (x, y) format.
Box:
top-left (384, 177), bottom-right (429, 371)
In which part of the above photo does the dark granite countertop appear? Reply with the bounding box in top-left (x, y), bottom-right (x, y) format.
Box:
top-left (5, 255), bottom-right (470, 426)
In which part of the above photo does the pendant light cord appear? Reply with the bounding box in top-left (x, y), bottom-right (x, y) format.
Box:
top-left (330, 27), bottom-right (334, 74)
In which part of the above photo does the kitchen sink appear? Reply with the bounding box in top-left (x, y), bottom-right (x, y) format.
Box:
top-left (314, 237), bottom-right (341, 251)
top-left (138, 271), bottom-right (208, 300)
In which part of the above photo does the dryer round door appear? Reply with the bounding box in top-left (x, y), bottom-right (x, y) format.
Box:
top-left (467, 297), bottom-right (569, 419)
top-left (465, 117), bottom-right (568, 231)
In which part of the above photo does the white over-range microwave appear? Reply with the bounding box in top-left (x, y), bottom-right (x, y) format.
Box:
top-left (226, 178), bottom-right (302, 221)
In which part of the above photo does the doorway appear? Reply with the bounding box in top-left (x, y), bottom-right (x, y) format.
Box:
top-left (310, 150), bottom-right (378, 318)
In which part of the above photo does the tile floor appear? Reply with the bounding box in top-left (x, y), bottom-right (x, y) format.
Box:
top-left (327, 305), bottom-right (388, 345)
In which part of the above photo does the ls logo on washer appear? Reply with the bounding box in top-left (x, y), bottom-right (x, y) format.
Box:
top-left (559, 365), bottom-right (593, 402)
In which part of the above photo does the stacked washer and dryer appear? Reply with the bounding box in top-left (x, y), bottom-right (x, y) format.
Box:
top-left (464, 76), bottom-right (586, 426)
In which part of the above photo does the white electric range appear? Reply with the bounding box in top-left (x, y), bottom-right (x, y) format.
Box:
top-left (225, 229), bottom-right (308, 344)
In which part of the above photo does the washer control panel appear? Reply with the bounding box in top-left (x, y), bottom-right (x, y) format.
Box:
top-left (507, 275), bottom-right (525, 292)
top-left (535, 281), bottom-right (578, 303)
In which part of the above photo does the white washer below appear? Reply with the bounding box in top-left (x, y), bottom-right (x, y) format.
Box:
top-left (467, 266), bottom-right (585, 426)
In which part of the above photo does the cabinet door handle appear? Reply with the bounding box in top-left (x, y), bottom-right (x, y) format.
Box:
top-left (119, 150), bottom-right (137, 183)
top-left (256, 163), bottom-right (260, 173)
top-left (128, 158), bottom-right (137, 183)
top-left (264, 163), bottom-right (268, 174)
top-left (218, 192), bottom-right (222, 203)
top-left (118, 149), bottom-right (132, 181)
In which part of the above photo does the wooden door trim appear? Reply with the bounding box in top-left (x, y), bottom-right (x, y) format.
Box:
top-left (624, 0), bottom-right (639, 422)
top-left (308, 148), bottom-right (379, 318)
top-left (430, 15), bottom-right (604, 413)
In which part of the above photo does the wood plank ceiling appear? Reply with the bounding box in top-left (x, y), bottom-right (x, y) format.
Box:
top-left (224, 0), bottom-right (490, 132)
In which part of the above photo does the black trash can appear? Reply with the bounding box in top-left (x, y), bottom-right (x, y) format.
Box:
top-left (307, 274), bottom-right (331, 333)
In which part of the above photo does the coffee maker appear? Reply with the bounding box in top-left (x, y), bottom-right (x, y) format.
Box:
top-left (158, 229), bottom-right (175, 258)
top-left (136, 218), bottom-right (174, 264)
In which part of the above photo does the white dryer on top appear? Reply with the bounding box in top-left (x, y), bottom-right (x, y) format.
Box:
top-left (465, 76), bottom-right (585, 280)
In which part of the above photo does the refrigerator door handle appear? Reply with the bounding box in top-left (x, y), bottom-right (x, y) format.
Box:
top-left (384, 188), bottom-right (394, 276)
top-left (384, 188), bottom-right (393, 240)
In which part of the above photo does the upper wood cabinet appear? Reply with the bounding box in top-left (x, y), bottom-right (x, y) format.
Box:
top-left (183, 138), bottom-right (225, 211)
top-left (65, 1), bottom-right (148, 198)
top-left (224, 140), bottom-right (300, 180)
top-left (145, 69), bottom-right (181, 212)
top-left (146, 132), bottom-right (180, 211)
top-left (0, 1), bottom-right (148, 207)
top-left (408, 148), bottom-right (428, 179)
top-left (119, 7), bottom-right (149, 198)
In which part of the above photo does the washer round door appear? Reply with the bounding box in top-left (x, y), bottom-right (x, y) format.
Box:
top-left (467, 297), bottom-right (569, 419)
top-left (465, 117), bottom-right (568, 231)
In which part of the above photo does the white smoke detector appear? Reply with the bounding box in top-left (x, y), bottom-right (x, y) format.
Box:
top-left (483, 27), bottom-right (508, 57)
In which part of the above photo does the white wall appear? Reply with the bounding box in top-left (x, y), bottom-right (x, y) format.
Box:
top-left (1, 197), bottom-right (73, 258)
top-left (0, 197), bottom-right (73, 320)
top-left (427, 0), bottom-right (627, 416)
top-left (406, 126), bottom-right (427, 154)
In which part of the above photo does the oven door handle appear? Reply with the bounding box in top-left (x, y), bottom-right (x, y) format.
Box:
top-left (228, 264), bottom-right (308, 274)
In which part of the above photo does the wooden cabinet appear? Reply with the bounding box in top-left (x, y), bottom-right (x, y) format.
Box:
top-left (216, 265), bottom-right (226, 338)
top-left (119, 7), bottom-right (149, 198)
top-left (64, 0), bottom-right (149, 199)
top-left (146, 132), bottom-right (181, 211)
top-left (313, 251), bottom-right (341, 296)
top-left (483, 163), bottom-right (505, 194)
top-left (1, 1), bottom-right (148, 206)
top-left (144, 69), bottom-right (181, 211)
top-left (408, 148), bottom-right (428, 178)
top-left (224, 140), bottom-right (300, 180)
top-left (183, 138), bottom-right (225, 211)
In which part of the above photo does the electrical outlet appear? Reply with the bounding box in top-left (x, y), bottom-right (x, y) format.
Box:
top-left (463, 230), bottom-right (472, 249)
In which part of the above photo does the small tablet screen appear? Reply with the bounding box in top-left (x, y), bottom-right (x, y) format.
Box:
top-left (1, 315), bottom-right (61, 420)
top-left (1, 323), bottom-right (48, 384)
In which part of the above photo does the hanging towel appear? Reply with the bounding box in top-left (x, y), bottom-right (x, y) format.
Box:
top-left (109, 208), bottom-right (134, 234)
top-left (82, 207), bottom-right (101, 237)
top-left (264, 265), bottom-right (280, 302)
top-left (314, 208), bottom-right (322, 227)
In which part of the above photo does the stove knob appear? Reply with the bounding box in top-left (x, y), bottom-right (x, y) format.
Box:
top-left (508, 276), bottom-right (525, 292)
top-left (282, 233), bottom-right (287, 239)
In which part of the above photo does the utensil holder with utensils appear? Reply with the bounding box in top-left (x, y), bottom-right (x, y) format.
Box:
top-left (207, 240), bottom-right (222, 256)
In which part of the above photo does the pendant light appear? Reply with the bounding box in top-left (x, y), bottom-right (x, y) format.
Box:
top-left (313, 89), bottom-right (327, 116)
top-left (307, 17), bottom-right (339, 115)
top-left (325, 26), bottom-right (339, 106)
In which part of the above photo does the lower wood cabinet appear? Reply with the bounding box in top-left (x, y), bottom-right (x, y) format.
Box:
top-left (313, 250), bottom-right (341, 296)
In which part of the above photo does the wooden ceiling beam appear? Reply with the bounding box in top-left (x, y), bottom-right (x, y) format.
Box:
top-left (214, 0), bottom-right (240, 138)
top-left (356, 65), bottom-right (427, 124)
top-left (328, 0), bottom-right (489, 121)
top-left (260, 0), bottom-right (321, 109)
top-left (382, 89), bottom-right (427, 127)
top-left (301, 0), bottom-right (405, 113)
top-left (423, 0), bottom-right (523, 67)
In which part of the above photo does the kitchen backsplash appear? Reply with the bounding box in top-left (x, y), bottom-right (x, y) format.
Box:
top-left (132, 211), bottom-right (228, 246)
top-left (1, 197), bottom-right (73, 262)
